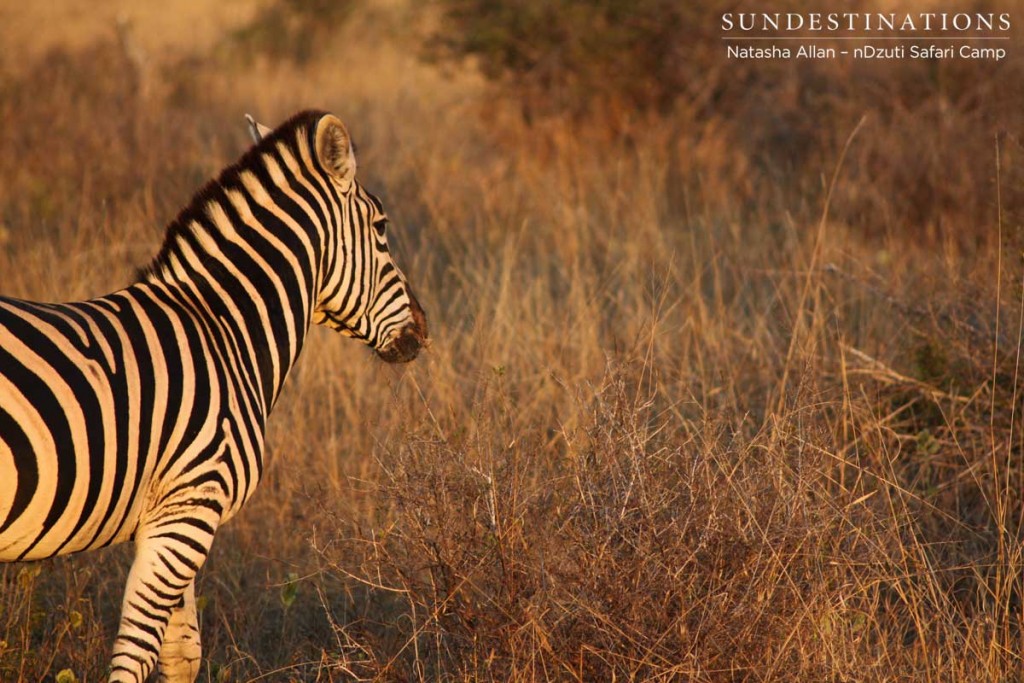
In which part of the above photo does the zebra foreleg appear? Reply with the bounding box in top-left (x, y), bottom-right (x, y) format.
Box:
top-left (109, 504), bottom-right (221, 683)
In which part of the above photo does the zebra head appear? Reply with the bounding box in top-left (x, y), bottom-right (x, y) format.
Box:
top-left (249, 112), bottom-right (428, 363)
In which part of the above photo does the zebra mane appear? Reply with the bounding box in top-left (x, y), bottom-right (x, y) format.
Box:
top-left (136, 109), bottom-right (329, 283)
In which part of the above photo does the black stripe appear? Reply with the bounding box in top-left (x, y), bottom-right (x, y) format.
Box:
top-left (127, 600), bottom-right (167, 623)
top-left (141, 580), bottom-right (180, 603)
top-left (150, 530), bottom-right (211, 557)
top-left (156, 549), bottom-right (193, 581)
top-left (114, 633), bottom-right (160, 656)
top-left (122, 616), bottom-right (162, 640)
top-left (0, 405), bottom-right (36, 534)
top-left (133, 592), bottom-right (173, 615)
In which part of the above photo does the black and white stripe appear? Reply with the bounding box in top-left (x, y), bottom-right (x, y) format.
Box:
top-left (0, 110), bottom-right (427, 683)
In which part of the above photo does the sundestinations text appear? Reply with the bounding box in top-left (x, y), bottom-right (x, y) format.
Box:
top-left (721, 12), bottom-right (1010, 32)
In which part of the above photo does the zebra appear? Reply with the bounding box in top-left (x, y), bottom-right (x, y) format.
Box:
top-left (0, 110), bottom-right (428, 682)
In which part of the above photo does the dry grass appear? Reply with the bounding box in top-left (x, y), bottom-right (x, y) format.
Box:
top-left (1, 1), bottom-right (1022, 681)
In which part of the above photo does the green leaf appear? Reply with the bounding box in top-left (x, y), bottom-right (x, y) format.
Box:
top-left (16, 565), bottom-right (41, 589)
top-left (56, 669), bottom-right (78, 683)
top-left (68, 610), bottom-right (83, 630)
top-left (280, 572), bottom-right (299, 609)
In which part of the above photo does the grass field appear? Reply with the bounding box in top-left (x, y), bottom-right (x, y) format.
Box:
top-left (1, 1), bottom-right (1023, 680)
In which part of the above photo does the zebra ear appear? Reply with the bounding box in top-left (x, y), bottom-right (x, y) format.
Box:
top-left (314, 114), bottom-right (357, 189)
top-left (245, 114), bottom-right (273, 144)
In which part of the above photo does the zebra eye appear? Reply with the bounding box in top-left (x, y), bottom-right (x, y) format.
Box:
top-left (373, 219), bottom-right (388, 236)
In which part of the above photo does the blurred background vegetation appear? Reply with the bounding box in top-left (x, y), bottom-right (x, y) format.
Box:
top-left (1, 0), bottom-right (1023, 680)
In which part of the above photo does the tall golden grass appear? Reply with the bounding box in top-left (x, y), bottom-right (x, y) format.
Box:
top-left (1, 1), bottom-right (1022, 680)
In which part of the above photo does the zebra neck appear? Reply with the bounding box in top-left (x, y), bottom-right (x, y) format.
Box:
top-left (136, 138), bottom-right (332, 417)
top-left (138, 208), bottom-right (321, 418)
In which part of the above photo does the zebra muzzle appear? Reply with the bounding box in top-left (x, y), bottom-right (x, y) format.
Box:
top-left (377, 293), bottom-right (428, 364)
top-left (377, 329), bottom-right (423, 363)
